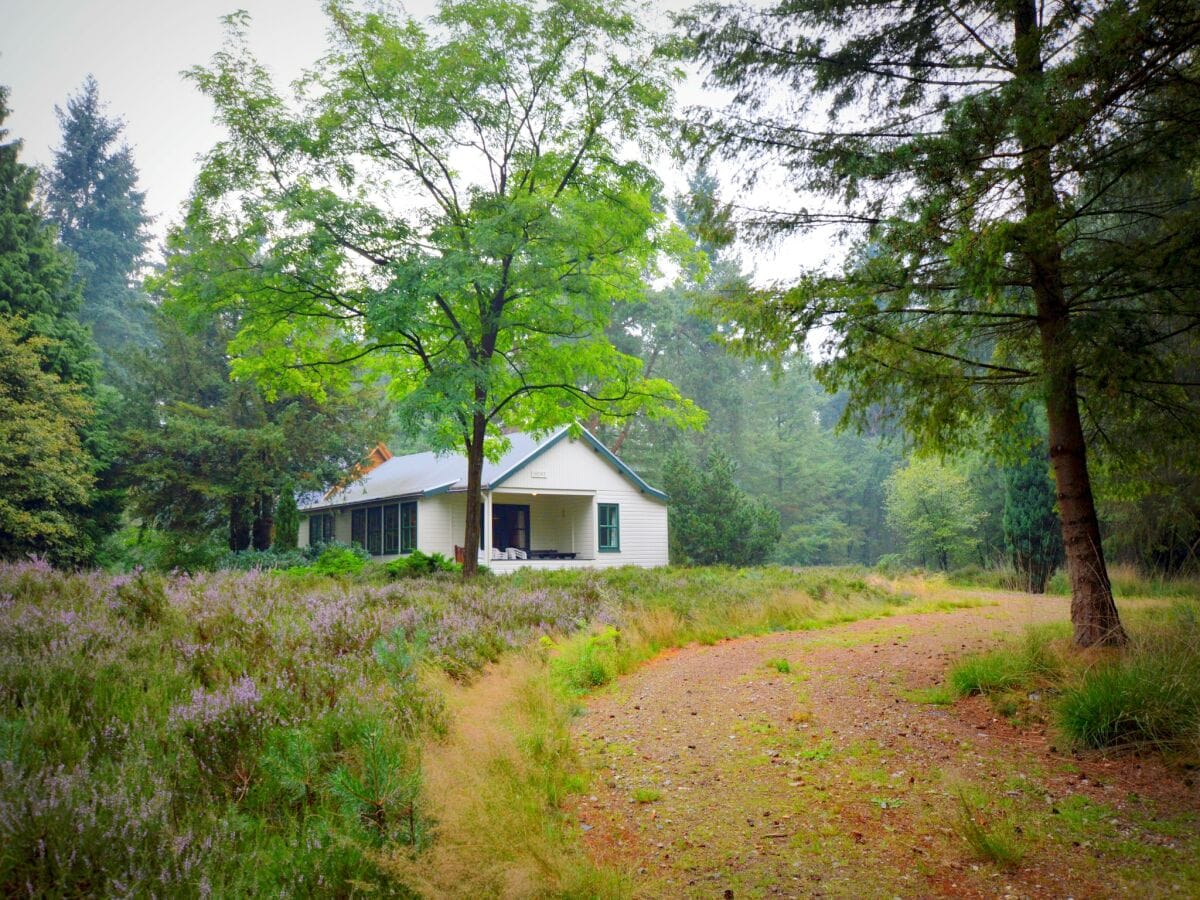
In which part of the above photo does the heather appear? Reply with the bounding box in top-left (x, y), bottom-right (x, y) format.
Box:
top-left (0, 560), bottom-right (607, 895)
top-left (1, 561), bottom-right (973, 895)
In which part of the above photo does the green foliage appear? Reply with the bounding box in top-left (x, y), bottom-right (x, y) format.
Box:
top-left (327, 728), bottom-right (428, 849)
top-left (296, 543), bottom-right (368, 578)
top-left (385, 550), bottom-right (460, 579)
top-left (661, 448), bottom-right (781, 565)
top-left (554, 627), bottom-right (627, 693)
top-left (125, 294), bottom-right (374, 555)
top-left (373, 630), bottom-right (447, 738)
top-left (765, 657), bottom-right (791, 674)
top-left (273, 486), bottom-right (299, 551)
top-left (1001, 419), bottom-right (1063, 592)
top-left (44, 76), bottom-right (152, 381)
top-left (885, 458), bottom-right (984, 570)
top-left (0, 90), bottom-right (100, 564)
top-left (173, 0), bottom-right (701, 571)
top-left (0, 318), bottom-right (95, 560)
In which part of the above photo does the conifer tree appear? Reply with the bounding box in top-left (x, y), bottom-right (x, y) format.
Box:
top-left (45, 76), bottom-right (152, 382)
top-left (681, 0), bottom-right (1200, 645)
top-left (0, 86), bottom-right (99, 562)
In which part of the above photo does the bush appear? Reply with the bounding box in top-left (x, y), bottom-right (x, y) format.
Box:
top-left (386, 550), bottom-right (460, 579)
top-left (287, 543), bottom-right (369, 577)
top-left (218, 546), bottom-right (313, 571)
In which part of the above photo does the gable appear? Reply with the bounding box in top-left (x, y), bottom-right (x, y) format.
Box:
top-left (493, 433), bottom-right (666, 501)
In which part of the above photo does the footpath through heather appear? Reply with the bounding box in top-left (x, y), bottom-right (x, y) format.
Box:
top-left (571, 592), bottom-right (1200, 898)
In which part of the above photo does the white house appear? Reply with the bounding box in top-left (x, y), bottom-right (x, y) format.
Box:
top-left (297, 427), bottom-right (669, 572)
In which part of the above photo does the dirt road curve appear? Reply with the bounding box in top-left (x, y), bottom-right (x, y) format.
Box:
top-left (572, 593), bottom-right (1200, 898)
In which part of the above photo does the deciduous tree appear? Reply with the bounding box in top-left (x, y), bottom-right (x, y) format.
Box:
top-left (0, 87), bottom-right (99, 563)
top-left (885, 458), bottom-right (983, 570)
top-left (171, 0), bottom-right (700, 575)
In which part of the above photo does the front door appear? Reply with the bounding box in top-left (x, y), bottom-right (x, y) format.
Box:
top-left (492, 504), bottom-right (530, 553)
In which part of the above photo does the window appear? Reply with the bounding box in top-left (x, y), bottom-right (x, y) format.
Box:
top-left (400, 502), bottom-right (417, 553)
top-left (308, 513), bottom-right (334, 546)
top-left (492, 504), bottom-right (530, 552)
top-left (598, 503), bottom-right (620, 552)
top-left (383, 505), bottom-right (399, 555)
top-left (367, 506), bottom-right (383, 555)
top-left (350, 502), bottom-right (417, 556)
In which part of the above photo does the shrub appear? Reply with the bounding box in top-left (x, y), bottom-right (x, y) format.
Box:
top-left (170, 676), bottom-right (269, 793)
top-left (289, 543), bottom-right (369, 577)
top-left (386, 550), bottom-right (460, 579)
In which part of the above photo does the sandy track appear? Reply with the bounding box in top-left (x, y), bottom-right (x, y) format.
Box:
top-left (571, 593), bottom-right (1200, 898)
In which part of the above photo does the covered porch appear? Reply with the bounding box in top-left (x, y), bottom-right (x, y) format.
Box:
top-left (475, 489), bottom-right (596, 568)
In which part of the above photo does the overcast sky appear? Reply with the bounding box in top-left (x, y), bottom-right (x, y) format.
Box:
top-left (1, 0), bottom-right (827, 282)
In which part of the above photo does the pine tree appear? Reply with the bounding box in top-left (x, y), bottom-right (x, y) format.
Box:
top-left (45, 76), bottom-right (152, 382)
top-left (0, 86), bottom-right (99, 563)
top-left (681, 0), bottom-right (1200, 645)
top-left (272, 485), bottom-right (300, 552)
top-left (661, 448), bottom-right (781, 565)
top-left (1003, 448), bottom-right (1063, 593)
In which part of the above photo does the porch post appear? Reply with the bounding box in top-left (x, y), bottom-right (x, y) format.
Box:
top-left (483, 490), bottom-right (492, 563)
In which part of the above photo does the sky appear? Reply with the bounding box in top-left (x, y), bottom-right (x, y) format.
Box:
top-left (1, 0), bottom-right (829, 282)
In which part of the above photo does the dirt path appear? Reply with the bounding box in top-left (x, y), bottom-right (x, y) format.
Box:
top-left (571, 593), bottom-right (1200, 898)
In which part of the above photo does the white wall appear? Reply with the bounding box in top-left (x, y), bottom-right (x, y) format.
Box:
top-left (299, 436), bottom-right (669, 569)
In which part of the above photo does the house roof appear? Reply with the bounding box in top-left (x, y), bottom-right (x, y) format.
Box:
top-left (298, 426), bottom-right (666, 511)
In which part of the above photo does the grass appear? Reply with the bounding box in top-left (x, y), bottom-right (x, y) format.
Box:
top-left (947, 561), bottom-right (1200, 600)
top-left (941, 598), bottom-right (1200, 757)
top-left (1, 561), bottom-right (973, 896)
top-left (765, 657), bottom-right (791, 674)
top-left (948, 623), bottom-right (1070, 699)
top-left (1057, 603), bottom-right (1200, 753)
top-left (632, 787), bottom-right (662, 803)
top-left (955, 791), bottom-right (1026, 867)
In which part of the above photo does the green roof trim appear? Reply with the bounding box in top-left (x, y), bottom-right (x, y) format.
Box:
top-left (488, 426), bottom-right (668, 501)
top-left (577, 429), bottom-right (668, 501)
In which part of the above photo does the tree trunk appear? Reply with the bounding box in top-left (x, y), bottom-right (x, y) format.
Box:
top-left (460, 412), bottom-right (487, 578)
top-left (229, 496), bottom-right (251, 552)
top-left (251, 492), bottom-right (274, 551)
top-left (1013, 0), bottom-right (1126, 647)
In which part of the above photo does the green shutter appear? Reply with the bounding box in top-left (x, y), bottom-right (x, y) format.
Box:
top-left (598, 503), bottom-right (620, 552)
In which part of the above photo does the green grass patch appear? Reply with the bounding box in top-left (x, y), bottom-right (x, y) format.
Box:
top-left (765, 657), bottom-right (791, 674)
top-left (949, 623), bottom-right (1070, 698)
top-left (903, 685), bottom-right (956, 706)
top-left (1058, 612), bottom-right (1200, 752)
top-left (632, 787), bottom-right (662, 803)
top-left (955, 792), bottom-right (1025, 867)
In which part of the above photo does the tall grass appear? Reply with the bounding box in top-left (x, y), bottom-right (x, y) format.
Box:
top-left (0, 562), bottom-right (979, 895)
top-left (948, 561), bottom-right (1200, 599)
top-left (1058, 603), bottom-right (1200, 753)
top-left (0, 561), bottom-right (608, 895)
top-left (943, 599), bottom-right (1200, 757)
